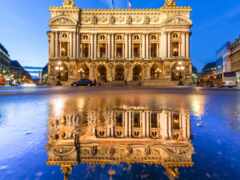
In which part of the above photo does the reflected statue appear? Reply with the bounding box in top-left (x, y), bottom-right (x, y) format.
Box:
top-left (47, 98), bottom-right (194, 180)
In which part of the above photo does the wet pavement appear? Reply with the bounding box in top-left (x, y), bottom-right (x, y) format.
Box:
top-left (0, 87), bottom-right (240, 180)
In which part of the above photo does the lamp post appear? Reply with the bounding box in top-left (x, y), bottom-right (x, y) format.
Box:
top-left (55, 61), bottom-right (63, 86)
top-left (176, 61), bottom-right (185, 86)
top-left (155, 68), bottom-right (162, 79)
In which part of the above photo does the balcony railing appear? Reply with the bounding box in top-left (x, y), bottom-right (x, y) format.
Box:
top-left (132, 128), bottom-right (142, 138)
top-left (150, 128), bottom-right (161, 139)
top-left (96, 126), bottom-right (108, 138)
top-left (114, 127), bottom-right (125, 138)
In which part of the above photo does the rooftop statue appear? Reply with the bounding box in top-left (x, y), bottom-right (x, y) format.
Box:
top-left (63, 0), bottom-right (75, 7)
top-left (165, 0), bottom-right (177, 7)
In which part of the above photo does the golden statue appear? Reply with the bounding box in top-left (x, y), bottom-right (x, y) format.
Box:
top-left (164, 0), bottom-right (176, 7)
top-left (63, 0), bottom-right (75, 7)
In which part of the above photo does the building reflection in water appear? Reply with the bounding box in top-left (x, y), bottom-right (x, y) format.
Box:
top-left (47, 96), bottom-right (194, 180)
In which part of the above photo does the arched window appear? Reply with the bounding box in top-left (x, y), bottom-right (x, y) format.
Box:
top-left (100, 35), bottom-right (106, 40)
top-left (133, 112), bottom-right (140, 128)
top-left (151, 112), bottom-right (158, 128)
top-left (60, 33), bottom-right (69, 57)
top-left (172, 113), bottom-right (180, 130)
top-left (83, 35), bottom-right (88, 40)
top-left (134, 35), bottom-right (140, 40)
top-left (117, 35), bottom-right (122, 40)
top-left (116, 112), bottom-right (123, 127)
top-left (171, 33), bottom-right (180, 57)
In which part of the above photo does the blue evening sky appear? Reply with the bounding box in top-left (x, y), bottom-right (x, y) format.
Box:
top-left (0, 0), bottom-right (240, 70)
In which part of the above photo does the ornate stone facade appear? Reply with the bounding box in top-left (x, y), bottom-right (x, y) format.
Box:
top-left (48, 0), bottom-right (192, 86)
top-left (47, 106), bottom-right (193, 179)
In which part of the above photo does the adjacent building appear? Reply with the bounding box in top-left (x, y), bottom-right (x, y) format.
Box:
top-left (48, 0), bottom-right (192, 86)
top-left (230, 37), bottom-right (240, 84)
top-left (0, 43), bottom-right (11, 83)
top-left (0, 43), bottom-right (32, 85)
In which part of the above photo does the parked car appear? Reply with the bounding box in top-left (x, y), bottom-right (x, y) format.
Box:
top-left (71, 79), bottom-right (96, 87)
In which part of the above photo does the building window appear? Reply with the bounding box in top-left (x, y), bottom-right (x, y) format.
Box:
top-left (82, 35), bottom-right (88, 40)
top-left (133, 112), bottom-right (140, 128)
top-left (99, 44), bottom-right (106, 58)
top-left (100, 35), bottom-right (106, 40)
top-left (116, 44), bottom-right (123, 58)
top-left (171, 33), bottom-right (180, 57)
top-left (172, 113), bottom-right (180, 130)
top-left (62, 33), bottom-right (68, 38)
top-left (60, 42), bottom-right (68, 57)
top-left (172, 42), bottom-right (179, 57)
top-left (117, 35), bottom-right (122, 40)
top-left (151, 43), bottom-right (157, 58)
top-left (151, 35), bottom-right (157, 40)
top-left (116, 112), bottom-right (123, 127)
top-left (134, 35), bottom-right (140, 40)
top-left (82, 44), bottom-right (89, 58)
top-left (151, 112), bottom-right (158, 128)
top-left (133, 44), bottom-right (140, 58)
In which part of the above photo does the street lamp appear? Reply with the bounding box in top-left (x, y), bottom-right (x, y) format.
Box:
top-left (176, 61), bottom-right (185, 86)
top-left (55, 62), bottom-right (64, 86)
top-left (155, 68), bottom-right (162, 79)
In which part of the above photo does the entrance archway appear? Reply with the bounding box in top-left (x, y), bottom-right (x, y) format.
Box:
top-left (115, 65), bottom-right (125, 81)
top-left (57, 63), bottom-right (68, 82)
top-left (79, 64), bottom-right (89, 79)
top-left (98, 65), bottom-right (107, 82)
top-left (150, 64), bottom-right (161, 80)
top-left (132, 65), bottom-right (142, 81)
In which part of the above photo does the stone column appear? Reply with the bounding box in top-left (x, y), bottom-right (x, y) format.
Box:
top-left (55, 32), bottom-right (59, 58)
top-left (146, 34), bottom-right (149, 59)
top-left (129, 112), bottom-right (132, 137)
top-left (186, 113), bottom-right (191, 139)
top-left (146, 111), bottom-right (150, 137)
top-left (125, 34), bottom-right (128, 59)
top-left (94, 33), bottom-right (97, 60)
top-left (50, 32), bottom-right (54, 58)
top-left (76, 32), bottom-right (79, 59)
top-left (124, 111), bottom-right (128, 137)
top-left (142, 111), bottom-right (146, 137)
top-left (167, 32), bottom-right (171, 58)
top-left (168, 111), bottom-right (172, 139)
top-left (108, 34), bottom-right (111, 60)
top-left (128, 34), bottom-right (132, 60)
top-left (182, 112), bottom-right (187, 139)
top-left (161, 111), bottom-right (169, 139)
top-left (181, 32), bottom-right (186, 58)
top-left (91, 34), bottom-right (94, 59)
top-left (73, 32), bottom-right (76, 59)
top-left (142, 34), bottom-right (146, 59)
top-left (186, 32), bottom-right (190, 59)
top-left (111, 34), bottom-right (115, 60)
top-left (69, 32), bottom-right (72, 58)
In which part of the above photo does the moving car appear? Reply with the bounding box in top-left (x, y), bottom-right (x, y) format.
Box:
top-left (71, 79), bottom-right (96, 87)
